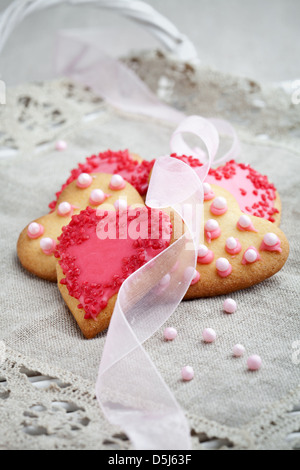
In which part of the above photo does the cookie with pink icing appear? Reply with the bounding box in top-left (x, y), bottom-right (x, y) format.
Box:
top-left (171, 156), bottom-right (281, 225)
top-left (56, 205), bottom-right (175, 338)
top-left (184, 183), bottom-right (289, 299)
top-left (18, 169), bottom-right (289, 337)
top-left (17, 173), bottom-right (144, 281)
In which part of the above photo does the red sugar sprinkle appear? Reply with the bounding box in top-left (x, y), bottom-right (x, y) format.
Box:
top-left (171, 153), bottom-right (204, 168)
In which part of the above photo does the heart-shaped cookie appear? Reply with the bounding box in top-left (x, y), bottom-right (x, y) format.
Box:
top-left (17, 173), bottom-right (144, 281)
top-left (56, 206), bottom-right (173, 338)
top-left (171, 155), bottom-right (281, 225)
top-left (48, 149), bottom-right (155, 210)
top-left (56, 184), bottom-right (288, 338)
top-left (185, 184), bottom-right (288, 299)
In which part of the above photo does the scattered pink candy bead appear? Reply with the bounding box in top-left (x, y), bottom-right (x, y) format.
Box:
top-left (202, 328), bottom-right (216, 343)
top-left (181, 366), bottom-right (194, 381)
top-left (233, 344), bottom-right (245, 357)
top-left (247, 354), bottom-right (262, 371)
top-left (55, 140), bottom-right (67, 151)
top-left (223, 298), bottom-right (237, 314)
top-left (164, 327), bottom-right (177, 341)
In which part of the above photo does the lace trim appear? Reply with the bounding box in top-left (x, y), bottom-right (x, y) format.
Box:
top-left (0, 347), bottom-right (299, 450)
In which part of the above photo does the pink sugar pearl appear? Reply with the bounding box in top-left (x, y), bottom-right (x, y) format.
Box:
top-left (247, 355), bottom-right (262, 371)
top-left (202, 328), bottom-right (216, 343)
top-left (233, 344), bottom-right (245, 357)
top-left (203, 182), bottom-right (211, 194)
top-left (55, 140), bottom-right (67, 151)
top-left (181, 366), bottom-right (194, 381)
top-left (164, 327), bottom-right (177, 341)
top-left (223, 298), bottom-right (237, 314)
top-left (263, 232), bottom-right (278, 247)
top-left (238, 214), bottom-right (251, 228)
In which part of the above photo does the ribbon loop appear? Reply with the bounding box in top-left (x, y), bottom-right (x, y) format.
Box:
top-left (208, 118), bottom-right (241, 165)
top-left (170, 115), bottom-right (241, 177)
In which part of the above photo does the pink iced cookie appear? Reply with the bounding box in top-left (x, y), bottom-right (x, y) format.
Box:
top-left (184, 183), bottom-right (289, 300)
top-left (172, 156), bottom-right (281, 224)
top-left (18, 173), bottom-right (145, 283)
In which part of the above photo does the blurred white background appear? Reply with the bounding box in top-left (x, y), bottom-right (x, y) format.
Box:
top-left (0, 0), bottom-right (299, 86)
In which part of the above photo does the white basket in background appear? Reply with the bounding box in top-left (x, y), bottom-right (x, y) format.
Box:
top-left (0, 0), bottom-right (199, 62)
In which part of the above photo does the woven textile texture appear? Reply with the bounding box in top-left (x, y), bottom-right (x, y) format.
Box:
top-left (0, 57), bottom-right (299, 449)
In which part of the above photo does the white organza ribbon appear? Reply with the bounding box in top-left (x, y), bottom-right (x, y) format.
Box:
top-left (55, 30), bottom-right (185, 123)
top-left (96, 117), bottom-right (221, 450)
top-left (170, 116), bottom-right (240, 168)
top-left (54, 32), bottom-right (241, 449)
top-left (55, 31), bottom-right (240, 163)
